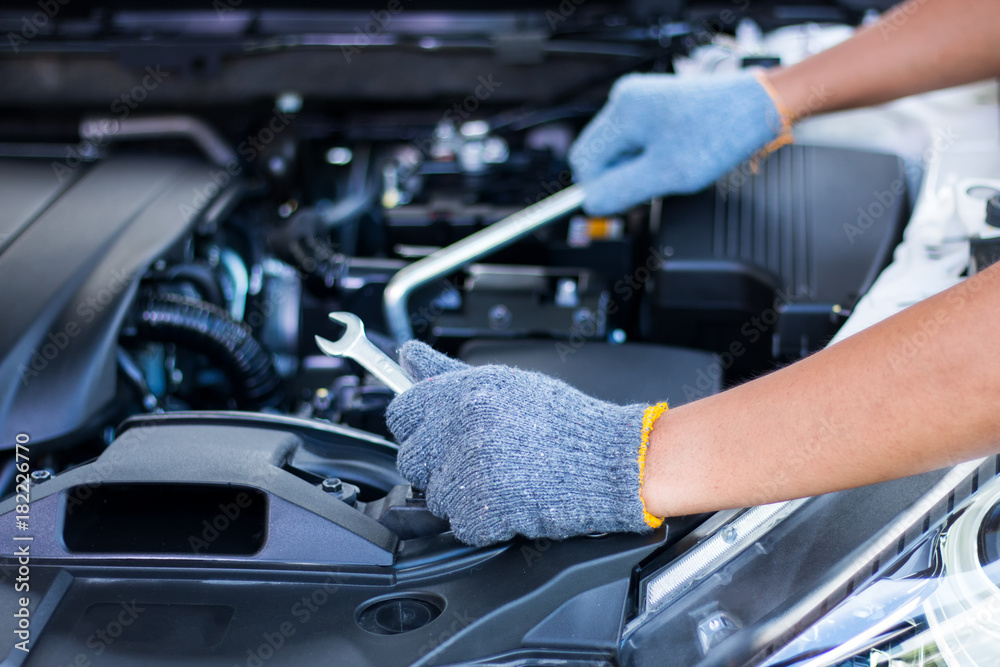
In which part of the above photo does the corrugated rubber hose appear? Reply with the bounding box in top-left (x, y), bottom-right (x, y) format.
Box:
top-left (137, 293), bottom-right (282, 409)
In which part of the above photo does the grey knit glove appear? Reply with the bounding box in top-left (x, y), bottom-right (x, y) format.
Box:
top-left (569, 71), bottom-right (792, 216)
top-left (385, 341), bottom-right (667, 546)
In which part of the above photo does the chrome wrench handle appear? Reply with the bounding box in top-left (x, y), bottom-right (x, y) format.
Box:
top-left (314, 312), bottom-right (413, 394)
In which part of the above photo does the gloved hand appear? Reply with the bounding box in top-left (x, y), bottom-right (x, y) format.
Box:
top-left (569, 71), bottom-right (792, 216)
top-left (385, 341), bottom-right (668, 546)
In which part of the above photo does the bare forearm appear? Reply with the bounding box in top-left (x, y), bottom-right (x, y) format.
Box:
top-left (643, 261), bottom-right (1000, 517)
top-left (766, 0), bottom-right (1000, 118)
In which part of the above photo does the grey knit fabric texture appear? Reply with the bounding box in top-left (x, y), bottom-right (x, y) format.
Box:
top-left (569, 72), bottom-right (783, 216)
top-left (386, 341), bottom-right (654, 546)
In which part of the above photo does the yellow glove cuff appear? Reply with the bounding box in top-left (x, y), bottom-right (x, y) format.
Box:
top-left (638, 401), bottom-right (669, 529)
top-left (752, 70), bottom-right (796, 167)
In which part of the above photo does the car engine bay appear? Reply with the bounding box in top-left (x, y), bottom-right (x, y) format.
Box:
top-left (2, 1), bottom-right (1000, 665)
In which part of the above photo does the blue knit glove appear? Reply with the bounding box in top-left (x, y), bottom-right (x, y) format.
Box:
top-left (385, 341), bottom-right (667, 546)
top-left (569, 72), bottom-right (791, 216)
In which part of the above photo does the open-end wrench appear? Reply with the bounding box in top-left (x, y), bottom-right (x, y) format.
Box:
top-left (314, 312), bottom-right (413, 394)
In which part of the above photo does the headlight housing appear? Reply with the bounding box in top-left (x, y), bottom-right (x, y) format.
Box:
top-left (763, 467), bottom-right (1000, 667)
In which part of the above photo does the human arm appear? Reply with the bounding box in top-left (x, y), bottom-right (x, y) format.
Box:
top-left (767, 0), bottom-right (1000, 118)
top-left (387, 261), bottom-right (1000, 545)
top-left (642, 260), bottom-right (1000, 517)
top-left (571, 0), bottom-right (1000, 216)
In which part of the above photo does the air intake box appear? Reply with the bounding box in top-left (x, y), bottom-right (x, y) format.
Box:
top-left (648, 145), bottom-right (908, 381)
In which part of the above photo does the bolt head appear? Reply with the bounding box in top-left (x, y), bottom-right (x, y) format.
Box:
top-left (321, 477), bottom-right (343, 493)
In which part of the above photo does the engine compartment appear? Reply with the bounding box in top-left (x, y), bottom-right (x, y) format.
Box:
top-left (0, 120), bottom-right (907, 447)
top-left (0, 4), bottom-right (934, 664)
top-left (0, 110), bottom-right (907, 666)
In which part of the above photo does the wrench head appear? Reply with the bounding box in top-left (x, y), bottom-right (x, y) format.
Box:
top-left (314, 311), bottom-right (365, 357)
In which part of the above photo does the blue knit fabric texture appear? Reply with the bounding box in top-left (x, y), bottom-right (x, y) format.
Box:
top-left (569, 72), bottom-right (783, 216)
top-left (386, 341), bottom-right (653, 546)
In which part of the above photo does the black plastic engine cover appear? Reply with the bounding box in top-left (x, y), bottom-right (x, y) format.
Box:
top-left (0, 156), bottom-right (240, 449)
top-left (649, 144), bottom-right (907, 383)
top-left (0, 414), bottom-right (678, 667)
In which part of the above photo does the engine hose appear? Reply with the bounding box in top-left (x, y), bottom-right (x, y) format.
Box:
top-left (136, 293), bottom-right (283, 409)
